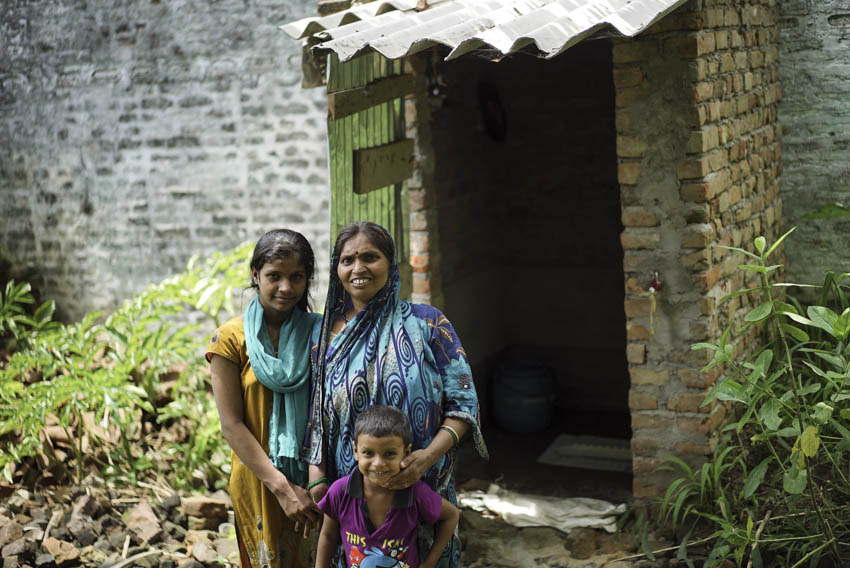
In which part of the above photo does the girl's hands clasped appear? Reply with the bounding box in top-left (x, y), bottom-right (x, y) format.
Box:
top-left (276, 480), bottom-right (321, 538)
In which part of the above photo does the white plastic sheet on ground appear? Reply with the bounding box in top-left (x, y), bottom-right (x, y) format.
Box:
top-left (457, 485), bottom-right (627, 534)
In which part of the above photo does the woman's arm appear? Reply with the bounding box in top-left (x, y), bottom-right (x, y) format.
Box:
top-left (314, 514), bottom-right (340, 568)
top-left (308, 463), bottom-right (329, 503)
top-left (210, 354), bottom-right (320, 535)
top-left (385, 308), bottom-right (481, 490)
top-left (306, 371), bottom-right (330, 502)
top-left (420, 498), bottom-right (460, 568)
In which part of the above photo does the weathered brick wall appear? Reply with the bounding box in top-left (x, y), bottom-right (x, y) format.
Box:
top-left (614, 0), bottom-right (783, 496)
top-left (404, 56), bottom-right (439, 309)
top-left (0, 0), bottom-right (330, 321)
top-left (778, 0), bottom-right (850, 284)
top-left (407, 53), bottom-right (506, 369)
top-left (405, 59), bottom-right (506, 428)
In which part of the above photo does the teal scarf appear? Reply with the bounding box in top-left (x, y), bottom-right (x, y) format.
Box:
top-left (243, 296), bottom-right (318, 487)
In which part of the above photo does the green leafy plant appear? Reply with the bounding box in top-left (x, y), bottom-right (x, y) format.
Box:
top-left (0, 242), bottom-right (253, 489)
top-left (157, 374), bottom-right (232, 492)
top-left (660, 447), bottom-right (740, 526)
top-left (656, 228), bottom-right (850, 566)
top-left (659, 447), bottom-right (758, 566)
top-left (0, 280), bottom-right (60, 350)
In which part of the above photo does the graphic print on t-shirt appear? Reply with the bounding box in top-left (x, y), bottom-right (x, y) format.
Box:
top-left (349, 544), bottom-right (409, 568)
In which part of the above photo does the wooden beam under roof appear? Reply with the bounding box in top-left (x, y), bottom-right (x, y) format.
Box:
top-left (328, 74), bottom-right (415, 120)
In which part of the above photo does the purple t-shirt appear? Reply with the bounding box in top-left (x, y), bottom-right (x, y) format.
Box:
top-left (318, 470), bottom-right (443, 568)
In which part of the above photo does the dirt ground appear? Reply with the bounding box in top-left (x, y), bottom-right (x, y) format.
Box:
top-left (452, 421), bottom-right (662, 567)
top-left (1, 417), bottom-right (674, 567)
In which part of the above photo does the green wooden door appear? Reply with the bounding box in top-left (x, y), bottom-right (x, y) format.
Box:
top-left (327, 52), bottom-right (412, 297)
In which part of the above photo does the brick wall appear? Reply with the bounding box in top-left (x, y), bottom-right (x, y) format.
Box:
top-left (0, 0), bottom-right (330, 321)
top-left (405, 56), bottom-right (439, 309)
top-left (614, 0), bottom-right (783, 496)
top-left (778, 0), bottom-right (850, 284)
top-left (406, 52), bottom-right (506, 371)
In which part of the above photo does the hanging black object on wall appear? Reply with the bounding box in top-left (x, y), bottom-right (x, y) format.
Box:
top-left (478, 80), bottom-right (507, 142)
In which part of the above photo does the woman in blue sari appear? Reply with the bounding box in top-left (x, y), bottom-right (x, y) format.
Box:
top-left (304, 221), bottom-right (487, 568)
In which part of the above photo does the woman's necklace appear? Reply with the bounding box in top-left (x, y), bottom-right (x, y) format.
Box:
top-left (267, 323), bottom-right (280, 356)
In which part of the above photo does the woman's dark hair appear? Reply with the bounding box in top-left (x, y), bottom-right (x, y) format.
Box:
top-left (250, 229), bottom-right (315, 312)
top-left (354, 405), bottom-right (411, 447)
top-left (331, 221), bottom-right (395, 277)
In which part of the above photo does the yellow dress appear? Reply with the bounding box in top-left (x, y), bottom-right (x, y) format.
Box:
top-left (206, 317), bottom-right (314, 568)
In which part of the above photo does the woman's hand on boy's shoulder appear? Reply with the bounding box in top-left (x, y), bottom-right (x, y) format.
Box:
top-left (382, 448), bottom-right (434, 490)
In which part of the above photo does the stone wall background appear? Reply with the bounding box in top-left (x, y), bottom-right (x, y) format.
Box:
top-left (2, 0), bottom-right (847, 329)
top-left (778, 0), bottom-right (850, 284)
top-left (0, 0), bottom-right (330, 321)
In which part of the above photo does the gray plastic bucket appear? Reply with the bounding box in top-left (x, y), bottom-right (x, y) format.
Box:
top-left (491, 359), bottom-right (555, 433)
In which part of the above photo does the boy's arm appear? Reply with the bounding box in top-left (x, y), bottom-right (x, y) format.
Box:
top-left (420, 498), bottom-right (460, 568)
top-left (315, 514), bottom-right (340, 568)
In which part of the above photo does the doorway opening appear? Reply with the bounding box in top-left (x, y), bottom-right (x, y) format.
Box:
top-left (428, 40), bottom-right (632, 498)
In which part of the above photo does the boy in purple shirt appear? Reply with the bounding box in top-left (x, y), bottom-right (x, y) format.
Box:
top-left (315, 406), bottom-right (460, 568)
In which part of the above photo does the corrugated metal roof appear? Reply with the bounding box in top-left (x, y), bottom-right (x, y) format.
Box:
top-left (281, 0), bottom-right (688, 62)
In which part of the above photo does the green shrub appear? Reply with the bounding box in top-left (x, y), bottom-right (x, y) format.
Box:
top-left (0, 280), bottom-right (60, 351)
top-left (0, 242), bottom-right (253, 491)
top-left (659, 228), bottom-right (850, 566)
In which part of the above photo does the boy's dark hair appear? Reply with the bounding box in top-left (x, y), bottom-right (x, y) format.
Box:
top-left (354, 405), bottom-right (411, 447)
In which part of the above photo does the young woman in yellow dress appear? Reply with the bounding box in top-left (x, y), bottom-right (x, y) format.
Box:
top-left (207, 229), bottom-right (322, 568)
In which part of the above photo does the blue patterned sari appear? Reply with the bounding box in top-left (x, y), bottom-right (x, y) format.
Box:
top-left (304, 252), bottom-right (487, 568)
